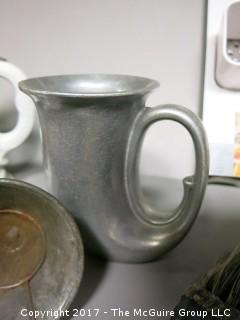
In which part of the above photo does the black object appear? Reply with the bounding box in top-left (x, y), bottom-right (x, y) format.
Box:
top-left (172, 247), bottom-right (240, 319)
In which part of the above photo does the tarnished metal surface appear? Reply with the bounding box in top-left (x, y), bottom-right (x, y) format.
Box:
top-left (0, 210), bottom-right (46, 289)
top-left (0, 179), bottom-right (84, 320)
top-left (19, 74), bottom-right (209, 263)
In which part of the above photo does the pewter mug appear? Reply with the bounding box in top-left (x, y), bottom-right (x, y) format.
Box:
top-left (19, 74), bottom-right (208, 262)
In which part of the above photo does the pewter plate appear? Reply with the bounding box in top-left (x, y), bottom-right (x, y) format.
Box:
top-left (0, 179), bottom-right (84, 320)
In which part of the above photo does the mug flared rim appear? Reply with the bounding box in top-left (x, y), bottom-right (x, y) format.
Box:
top-left (19, 74), bottom-right (159, 98)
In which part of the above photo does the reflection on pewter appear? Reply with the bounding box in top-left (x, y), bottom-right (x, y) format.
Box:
top-left (20, 74), bottom-right (209, 262)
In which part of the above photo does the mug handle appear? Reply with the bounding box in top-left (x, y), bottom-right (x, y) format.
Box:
top-left (0, 59), bottom-right (35, 165)
top-left (125, 104), bottom-right (209, 225)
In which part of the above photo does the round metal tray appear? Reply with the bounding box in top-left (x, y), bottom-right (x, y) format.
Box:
top-left (0, 179), bottom-right (84, 320)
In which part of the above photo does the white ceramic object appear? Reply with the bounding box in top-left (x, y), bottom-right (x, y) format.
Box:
top-left (0, 59), bottom-right (35, 177)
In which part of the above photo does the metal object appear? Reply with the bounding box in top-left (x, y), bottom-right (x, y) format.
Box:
top-left (19, 74), bottom-right (209, 263)
top-left (0, 179), bottom-right (84, 320)
top-left (0, 210), bottom-right (46, 290)
top-left (208, 175), bottom-right (240, 187)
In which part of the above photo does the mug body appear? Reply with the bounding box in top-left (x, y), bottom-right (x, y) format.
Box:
top-left (38, 94), bottom-right (145, 257)
top-left (19, 75), bottom-right (159, 261)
